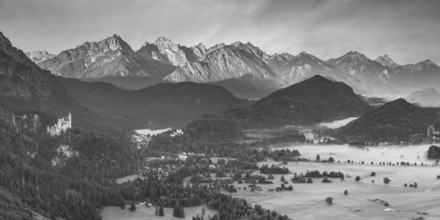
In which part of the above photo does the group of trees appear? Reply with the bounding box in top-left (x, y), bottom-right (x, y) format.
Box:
top-left (260, 164), bottom-right (290, 174)
top-left (428, 145), bottom-right (440, 159)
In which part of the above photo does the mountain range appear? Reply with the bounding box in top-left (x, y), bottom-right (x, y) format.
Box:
top-left (28, 35), bottom-right (440, 99)
top-left (0, 31), bottom-right (248, 133)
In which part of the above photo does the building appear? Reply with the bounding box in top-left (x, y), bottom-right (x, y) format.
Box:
top-left (47, 113), bottom-right (72, 136)
top-left (427, 124), bottom-right (440, 139)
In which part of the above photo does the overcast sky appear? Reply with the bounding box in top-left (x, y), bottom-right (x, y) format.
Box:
top-left (0, 0), bottom-right (439, 64)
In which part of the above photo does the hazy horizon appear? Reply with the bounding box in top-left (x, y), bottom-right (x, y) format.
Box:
top-left (0, 0), bottom-right (439, 65)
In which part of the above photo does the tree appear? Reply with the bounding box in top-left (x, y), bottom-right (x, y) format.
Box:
top-left (316, 154), bottom-right (320, 162)
top-left (328, 157), bottom-right (335, 163)
top-left (355, 176), bottom-right (361, 183)
top-left (281, 176), bottom-right (285, 182)
top-left (159, 205), bottom-right (164, 216)
top-left (129, 201), bottom-right (136, 212)
top-left (370, 172), bottom-right (376, 177)
top-left (344, 190), bottom-right (348, 196)
top-left (383, 177), bottom-right (391, 184)
top-left (413, 182), bottom-right (418, 188)
top-left (325, 197), bottom-right (333, 205)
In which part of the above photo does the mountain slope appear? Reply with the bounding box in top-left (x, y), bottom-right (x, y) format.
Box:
top-left (337, 99), bottom-right (440, 143)
top-left (328, 51), bottom-right (394, 94)
top-left (221, 75), bottom-right (371, 128)
top-left (0, 31), bottom-right (70, 115)
top-left (58, 77), bottom-right (249, 129)
top-left (406, 88), bottom-right (440, 107)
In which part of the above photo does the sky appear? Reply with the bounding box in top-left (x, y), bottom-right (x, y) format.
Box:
top-left (0, 0), bottom-right (439, 65)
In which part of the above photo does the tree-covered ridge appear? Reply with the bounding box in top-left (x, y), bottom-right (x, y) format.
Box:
top-left (218, 75), bottom-right (371, 128)
top-left (337, 98), bottom-right (440, 143)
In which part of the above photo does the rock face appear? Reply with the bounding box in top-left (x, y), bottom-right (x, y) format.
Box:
top-left (338, 98), bottom-right (440, 143)
top-left (38, 34), bottom-right (175, 79)
top-left (328, 51), bottom-right (392, 94)
top-left (406, 87), bottom-right (440, 107)
top-left (136, 37), bottom-right (190, 66)
top-left (25, 50), bottom-right (55, 63)
top-left (222, 75), bottom-right (371, 128)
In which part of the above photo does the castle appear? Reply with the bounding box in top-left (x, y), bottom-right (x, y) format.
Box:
top-left (47, 113), bottom-right (72, 136)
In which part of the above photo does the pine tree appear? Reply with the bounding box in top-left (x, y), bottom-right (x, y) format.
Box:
top-left (159, 205), bottom-right (164, 216)
top-left (129, 201), bottom-right (136, 212)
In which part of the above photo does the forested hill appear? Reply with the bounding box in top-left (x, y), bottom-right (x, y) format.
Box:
top-left (337, 98), bottom-right (440, 143)
top-left (58, 77), bottom-right (249, 129)
top-left (221, 75), bottom-right (372, 128)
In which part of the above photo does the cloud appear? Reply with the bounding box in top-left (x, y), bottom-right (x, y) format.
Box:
top-left (0, 0), bottom-right (438, 64)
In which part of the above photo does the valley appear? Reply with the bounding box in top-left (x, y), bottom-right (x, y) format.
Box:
top-left (1, 2), bottom-right (440, 219)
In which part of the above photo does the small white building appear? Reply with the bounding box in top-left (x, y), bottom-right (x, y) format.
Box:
top-left (47, 113), bottom-right (72, 136)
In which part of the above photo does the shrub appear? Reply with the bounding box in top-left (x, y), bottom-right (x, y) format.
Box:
top-left (344, 190), bottom-right (348, 195)
top-left (383, 177), bottom-right (391, 184)
top-left (370, 172), bottom-right (376, 177)
top-left (322, 177), bottom-right (332, 183)
top-left (325, 197), bottom-right (333, 205)
top-left (355, 176), bottom-right (361, 182)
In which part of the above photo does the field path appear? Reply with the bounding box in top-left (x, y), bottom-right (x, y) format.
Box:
top-left (426, 180), bottom-right (440, 192)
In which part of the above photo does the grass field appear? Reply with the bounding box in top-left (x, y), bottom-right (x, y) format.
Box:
top-left (230, 144), bottom-right (440, 220)
top-left (106, 144), bottom-right (440, 220)
top-left (101, 204), bottom-right (216, 220)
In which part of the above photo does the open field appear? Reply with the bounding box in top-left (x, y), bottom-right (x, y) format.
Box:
top-left (102, 204), bottom-right (216, 220)
top-left (275, 144), bottom-right (438, 165)
top-left (231, 144), bottom-right (440, 220)
top-left (116, 175), bottom-right (145, 185)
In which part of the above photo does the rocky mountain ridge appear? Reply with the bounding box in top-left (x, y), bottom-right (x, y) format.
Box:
top-left (28, 34), bottom-right (440, 98)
